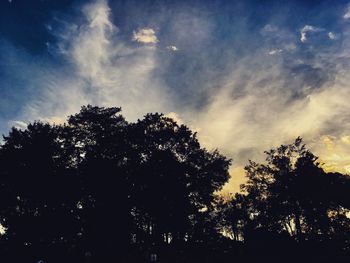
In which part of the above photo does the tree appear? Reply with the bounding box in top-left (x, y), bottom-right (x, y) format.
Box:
top-left (65, 105), bottom-right (132, 262)
top-left (240, 137), bottom-right (350, 249)
top-left (128, 113), bottom-right (231, 247)
top-left (0, 122), bottom-right (82, 262)
top-left (1, 109), bottom-right (350, 262)
top-left (0, 105), bottom-right (231, 262)
top-left (214, 193), bottom-right (251, 242)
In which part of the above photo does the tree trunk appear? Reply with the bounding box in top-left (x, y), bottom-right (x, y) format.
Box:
top-left (294, 210), bottom-right (302, 241)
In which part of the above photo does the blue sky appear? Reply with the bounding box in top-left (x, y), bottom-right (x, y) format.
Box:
top-left (2, 0), bottom-right (350, 192)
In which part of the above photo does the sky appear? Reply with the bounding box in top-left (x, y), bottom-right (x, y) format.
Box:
top-left (2, 0), bottom-right (350, 193)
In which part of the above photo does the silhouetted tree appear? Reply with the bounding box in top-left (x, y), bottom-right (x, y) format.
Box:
top-left (0, 105), bottom-right (231, 262)
top-left (65, 105), bottom-right (132, 262)
top-left (0, 122), bottom-right (82, 262)
top-left (128, 113), bottom-right (231, 247)
top-left (215, 193), bottom-right (251, 242)
top-left (239, 137), bottom-right (350, 253)
top-left (1, 107), bottom-right (349, 262)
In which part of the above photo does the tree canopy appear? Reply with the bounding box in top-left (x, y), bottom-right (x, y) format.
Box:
top-left (0, 106), bottom-right (349, 262)
top-left (217, 137), bottom-right (350, 261)
top-left (0, 105), bottom-right (230, 262)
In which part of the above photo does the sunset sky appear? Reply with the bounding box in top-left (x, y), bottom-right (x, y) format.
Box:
top-left (1, 0), bottom-right (350, 193)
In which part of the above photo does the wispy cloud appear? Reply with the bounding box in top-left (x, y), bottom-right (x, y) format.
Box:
top-left (3, 0), bottom-right (350, 194)
top-left (14, 0), bottom-right (172, 125)
top-left (268, 48), bottom-right (283, 55)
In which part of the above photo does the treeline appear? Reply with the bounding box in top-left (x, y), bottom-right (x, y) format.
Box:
top-left (0, 105), bottom-right (349, 262)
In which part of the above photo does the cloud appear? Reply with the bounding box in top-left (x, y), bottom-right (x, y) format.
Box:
top-left (132, 28), bottom-right (158, 44)
top-left (0, 0), bottom-right (181, 143)
top-left (179, 18), bottom-right (350, 191)
top-left (261, 24), bottom-right (279, 33)
top-left (165, 112), bottom-right (183, 125)
top-left (187, 60), bottom-right (350, 190)
top-left (268, 48), bottom-right (282, 55)
top-left (300, 25), bottom-right (323, 42)
top-left (14, 0), bottom-right (173, 125)
top-left (328, 31), bottom-right (336, 40)
top-left (167, 45), bottom-right (179, 51)
top-left (315, 135), bottom-right (350, 174)
top-left (10, 121), bottom-right (27, 130)
top-left (344, 5), bottom-right (350, 19)
top-left (260, 24), bottom-right (297, 55)
top-left (4, 0), bottom-right (350, 194)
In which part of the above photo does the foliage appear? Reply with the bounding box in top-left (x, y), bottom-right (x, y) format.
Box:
top-left (0, 107), bottom-right (349, 262)
top-left (0, 105), bottom-right (230, 262)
